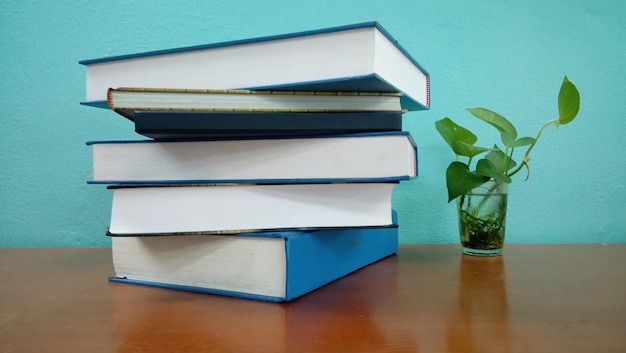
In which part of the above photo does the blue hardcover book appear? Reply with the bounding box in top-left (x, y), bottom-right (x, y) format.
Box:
top-left (86, 131), bottom-right (417, 185)
top-left (80, 21), bottom-right (429, 111)
top-left (109, 213), bottom-right (399, 302)
top-left (131, 110), bottom-right (403, 140)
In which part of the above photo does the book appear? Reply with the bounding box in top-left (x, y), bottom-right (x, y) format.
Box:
top-left (109, 220), bottom-right (399, 302)
top-left (108, 87), bottom-right (405, 138)
top-left (111, 240), bottom-right (399, 349)
top-left (106, 182), bottom-right (397, 235)
top-left (132, 110), bottom-right (403, 139)
top-left (79, 21), bottom-right (430, 111)
top-left (107, 87), bottom-right (404, 118)
top-left (87, 131), bottom-right (417, 184)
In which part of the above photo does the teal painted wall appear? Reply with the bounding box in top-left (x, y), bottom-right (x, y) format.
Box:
top-left (1, 1), bottom-right (624, 247)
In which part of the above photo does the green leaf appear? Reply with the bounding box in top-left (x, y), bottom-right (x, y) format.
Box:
top-left (501, 133), bottom-right (516, 147)
top-left (467, 107), bottom-right (518, 144)
top-left (435, 117), bottom-right (476, 146)
top-left (452, 140), bottom-right (492, 158)
top-left (435, 118), bottom-right (490, 157)
top-left (445, 161), bottom-right (490, 202)
top-left (485, 147), bottom-right (517, 173)
top-left (476, 158), bottom-right (512, 184)
top-left (558, 76), bottom-right (580, 125)
top-left (508, 136), bottom-right (535, 147)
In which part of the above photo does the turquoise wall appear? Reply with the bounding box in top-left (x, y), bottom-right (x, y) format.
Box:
top-left (1, 1), bottom-right (624, 247)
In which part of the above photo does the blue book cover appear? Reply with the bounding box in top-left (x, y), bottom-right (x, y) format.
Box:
top-left (80, 21), bottom-right (429, 111)
top-left (131, 110), bottom-right (403, 140)
top-left (109, 212), bottom-right (399, 302)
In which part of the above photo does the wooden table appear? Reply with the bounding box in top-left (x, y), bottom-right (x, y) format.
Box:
top-left (1, 244), bottom-right (625, 352)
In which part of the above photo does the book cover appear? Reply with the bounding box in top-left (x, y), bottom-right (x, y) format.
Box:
top-left (130, 110), bottom-right (403, 139)
top-left (109, 214), bottom-right (399, 302)
top-left (80, 21), bottom-right (429, 111)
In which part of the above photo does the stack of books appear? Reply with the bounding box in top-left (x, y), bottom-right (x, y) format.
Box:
top-left (80, 21), bottom-right (430, 302)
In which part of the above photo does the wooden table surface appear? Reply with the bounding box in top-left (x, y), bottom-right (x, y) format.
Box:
top-left (1, 244), bottom-right (625, 353)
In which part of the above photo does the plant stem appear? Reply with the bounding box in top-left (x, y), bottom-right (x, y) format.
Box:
top-left (505, 146), bottom-right (515, 173)
top-left (507, 118), bottom-right (558, 178)
top-left (474, 180), bottom-right (501, 212)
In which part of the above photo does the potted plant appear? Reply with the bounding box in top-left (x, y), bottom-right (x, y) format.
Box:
top-left (435, 76), bottom-right (580, 256)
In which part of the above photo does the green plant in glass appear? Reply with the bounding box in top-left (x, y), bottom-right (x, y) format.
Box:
top-left (435, 76), bottom-right (580, 255)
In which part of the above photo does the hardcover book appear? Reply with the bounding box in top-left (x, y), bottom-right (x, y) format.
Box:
top-left (109, 218), bottom-right (399, 302)
top-left (106, 182), bottom-right (398, 235)
top-left (87, 131), bottom-right (417, 184)
top-left (131, 110), bottom-right (403, 139)
top-left (107, 87), bottom-right (404, 119)
top-left (79, 21), bottom-right (429, 111)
